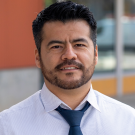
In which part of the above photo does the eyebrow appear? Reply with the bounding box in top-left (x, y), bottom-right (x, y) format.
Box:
top-left (47, 40), bottom-right (65, 47)
top-left (72, 38), bottom-right (89, 44)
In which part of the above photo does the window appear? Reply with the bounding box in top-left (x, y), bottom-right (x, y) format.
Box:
top-left (123, 0), bottom-right (135, 71)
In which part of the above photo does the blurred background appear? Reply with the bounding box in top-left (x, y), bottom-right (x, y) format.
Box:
top-left (0, 0), bottom-right (135, 111)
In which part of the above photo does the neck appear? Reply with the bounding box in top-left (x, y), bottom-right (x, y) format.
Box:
top-left (45, 80), bottom-right (91, 110)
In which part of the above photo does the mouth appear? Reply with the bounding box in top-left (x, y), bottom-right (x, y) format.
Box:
top-left (55, 60), bottom-right (83, 71)
top-left (61, 66), bottom-right (79, 70)
top-left (59, 65), bottom-right (80, 72)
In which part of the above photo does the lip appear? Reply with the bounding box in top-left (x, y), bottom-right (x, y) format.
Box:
top-left (60, 68), bottom-right (79, 73)
top-left (60, 65), bottom-right (79, 70)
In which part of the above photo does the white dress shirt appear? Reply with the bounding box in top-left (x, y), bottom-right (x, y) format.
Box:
top-left (0, 83), bottom-right (135, 135)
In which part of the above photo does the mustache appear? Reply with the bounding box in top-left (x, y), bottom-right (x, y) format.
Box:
top-left (55, 59), bottom-right (84, 71)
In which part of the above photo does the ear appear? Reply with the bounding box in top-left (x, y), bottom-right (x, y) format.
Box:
top-left (35, 48), bottom-right (41, 68)
top-left (94, 45), bottom-right (98, 65)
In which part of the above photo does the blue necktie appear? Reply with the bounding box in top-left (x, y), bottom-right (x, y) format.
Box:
top-left (55, 102), bottom-right (90, 135)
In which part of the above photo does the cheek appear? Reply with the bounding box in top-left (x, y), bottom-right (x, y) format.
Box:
top-left (85, 47), bottom-right (94, 56)
top-left (42, 54), bottom-right (61, 69)
top-left (78, 49), bottom-right (94, 63)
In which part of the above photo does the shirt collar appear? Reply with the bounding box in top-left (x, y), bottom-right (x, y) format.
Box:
top-left (86, 85), bottom-right (101, 112)
top-left (40, 83), bottom-right (101, 112)
top-left (40, 83), bottom-right (67, 112)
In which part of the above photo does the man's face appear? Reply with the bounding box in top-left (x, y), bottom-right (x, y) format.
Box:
top-left (35, 20), bottom-right (98, 89)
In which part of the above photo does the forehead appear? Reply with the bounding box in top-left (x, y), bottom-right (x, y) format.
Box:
top-left (41, 20), bottom-right (91, 40)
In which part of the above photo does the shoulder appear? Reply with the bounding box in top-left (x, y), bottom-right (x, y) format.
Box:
top-left (0, 91), bottom-right (43, 134)
top-left (93, 90), bottom-right (135, 116)
top-left (0, 90), bottom-right (41, 120)
top-left (92, 89), bottom-right (135, 134)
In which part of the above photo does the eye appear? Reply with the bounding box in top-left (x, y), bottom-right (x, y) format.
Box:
top-left (51, 45), bottom-right (62, 49)
top-left (75, 44), bottom-right (85, 47)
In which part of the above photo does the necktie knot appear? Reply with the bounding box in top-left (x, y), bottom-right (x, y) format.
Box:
top-left (55, 102), bottom-right (90, 135)
top-left (56, 108), bottom-right (84, 126)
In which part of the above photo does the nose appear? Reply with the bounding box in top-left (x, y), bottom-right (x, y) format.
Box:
top-left (61, 44), bottom-right (77, 60)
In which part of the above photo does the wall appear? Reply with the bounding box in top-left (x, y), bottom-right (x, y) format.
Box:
top-left (0, 0), bottom-right (43, 111)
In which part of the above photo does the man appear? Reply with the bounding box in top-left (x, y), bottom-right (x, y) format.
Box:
top-left (0, 1), bottom-right (135, 135)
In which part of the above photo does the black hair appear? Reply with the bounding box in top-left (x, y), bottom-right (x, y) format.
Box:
top-left (32, 1), bottom-right (97, 55)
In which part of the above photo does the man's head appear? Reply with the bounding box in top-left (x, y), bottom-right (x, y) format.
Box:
top-left (32, 1), bottom-right (97, 56)
top-left (32, 1), bottom-right (98, 90)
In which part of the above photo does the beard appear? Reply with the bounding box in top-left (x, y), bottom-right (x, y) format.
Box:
top-left (40, 58), bottom-right (95, 89)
